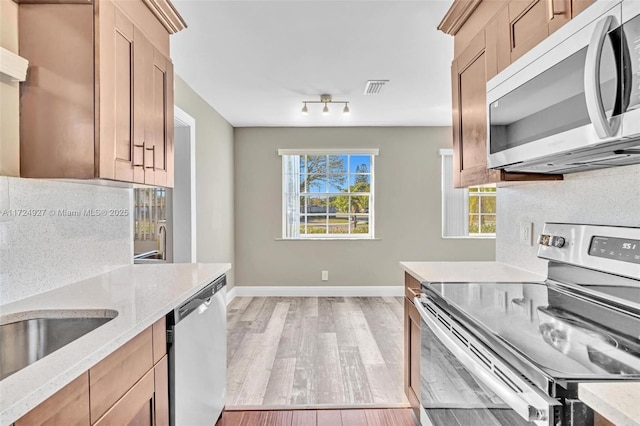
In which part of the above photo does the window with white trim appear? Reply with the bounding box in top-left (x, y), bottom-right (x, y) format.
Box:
top-left (440, 149), bottom-right (496, 238)
top-left (280, 149), bottom-right (377, 239)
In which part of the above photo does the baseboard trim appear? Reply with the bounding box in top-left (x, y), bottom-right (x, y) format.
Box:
top-left (225, 402), bottom-right (411, 411)
top-left (230, 286), bottom-right (403, 298)
top-left (226, 286), bottom-right (237, 305)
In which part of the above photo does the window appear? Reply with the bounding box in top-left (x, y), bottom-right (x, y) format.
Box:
top-left (440, 149), bottom-right (496, 238)
top-left (134, 187), bottom-right (167, 241)
top-left (280, 149), bottom-right (377, 239)
top-left (468, 187), bottom-right (496, 235)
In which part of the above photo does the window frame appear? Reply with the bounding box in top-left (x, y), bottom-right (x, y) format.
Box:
top-left (440, 149), bottom-right (496, 239)
top-left (467, 187), bottom-right (497, 237)
top-left (279, 149), bottom-right (378, 240)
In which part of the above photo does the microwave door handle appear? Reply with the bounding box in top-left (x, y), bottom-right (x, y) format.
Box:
top-left (413, 297), bottom-right (560, 424)
top-left (584, 15), bottom-right (620, 139)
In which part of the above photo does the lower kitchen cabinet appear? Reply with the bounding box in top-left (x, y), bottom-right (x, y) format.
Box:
top-left (94, 368), bottom-right (155, 426)
top-left (404, 273), bottom-right (422, 421)
top-left (15, 318), bottom-right (168, 426)
top-left (15, 373), bottom-right (90, 426)
top-left (93, 356), bottom-right (167, 426)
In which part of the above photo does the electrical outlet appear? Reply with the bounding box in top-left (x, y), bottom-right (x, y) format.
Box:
top-left (321, 270), bottom-right (329, 281)
top-left (519, 222), bottom-right (533, 246)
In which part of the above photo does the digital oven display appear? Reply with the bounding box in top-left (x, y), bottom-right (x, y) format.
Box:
top-left (589, 236), bottom-right (640, 264)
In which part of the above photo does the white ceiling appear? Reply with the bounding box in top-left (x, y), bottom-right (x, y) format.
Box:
top-left (170, 0), bottom-right (454, 127)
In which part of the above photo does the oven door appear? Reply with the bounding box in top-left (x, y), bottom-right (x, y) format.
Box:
top-left (414, 296), bottom-right (561, 426)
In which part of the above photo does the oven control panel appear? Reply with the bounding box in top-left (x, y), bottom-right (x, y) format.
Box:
top-left (537, 223), bottom-right (640, 280)
top-left (589, 236), bottom-right (640, 264)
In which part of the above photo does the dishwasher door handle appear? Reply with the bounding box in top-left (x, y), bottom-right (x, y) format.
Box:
top-left (178, 298), bottom-right (209, 318)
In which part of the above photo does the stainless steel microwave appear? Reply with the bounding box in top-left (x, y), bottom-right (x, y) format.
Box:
top-left (487, 0), bottom-right (640, 174)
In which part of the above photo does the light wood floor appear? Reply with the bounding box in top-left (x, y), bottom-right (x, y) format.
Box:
top-left (226, 297), bottom-right (407, 407)
top-left (216, 408), bottom-right (418, 426)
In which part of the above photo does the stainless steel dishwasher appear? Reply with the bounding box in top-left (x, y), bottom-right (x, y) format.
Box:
top-left (167, 275), bottom-right (226, 426)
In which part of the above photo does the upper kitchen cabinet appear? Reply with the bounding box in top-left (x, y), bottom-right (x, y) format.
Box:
top-left (440, 0), bottom-right (566, 187)
top-left (451, 31), bottom-right (503, 187)
top-left (17, 0), bottom-right (185, 187)
top-left (508, 0), bottom-right (571, 61)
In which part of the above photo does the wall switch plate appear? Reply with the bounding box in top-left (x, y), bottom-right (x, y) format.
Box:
top-left (519, 222), bottom-right (533, 246)
top-left (321, 270), bottom-right (329, 281)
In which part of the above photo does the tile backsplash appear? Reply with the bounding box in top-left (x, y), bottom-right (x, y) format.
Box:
top-left (0, 177), bottom-right (132, 304)
top-left (496, 164), bottom-right (640, 275)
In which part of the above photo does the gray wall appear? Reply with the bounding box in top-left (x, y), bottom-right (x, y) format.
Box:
top-left (174, 76), bottom-right (235, 288)
top-left (496, 164), bottom-right (640, 274)
top-left (234, 127), bottom-right (496, 288)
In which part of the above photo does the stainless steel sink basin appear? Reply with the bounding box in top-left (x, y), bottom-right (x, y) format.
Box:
top-left (0, 310), bottom-right (118, 381)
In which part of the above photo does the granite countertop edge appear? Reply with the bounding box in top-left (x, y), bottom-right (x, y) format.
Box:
top-left (399, 260), bottom-right (546, 283)
top-left (579, 382), bottom-right (640, 425)
top-left (0, 262), bottom-right (231, 426)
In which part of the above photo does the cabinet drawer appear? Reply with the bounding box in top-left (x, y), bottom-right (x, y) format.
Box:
top-left (404, 272), bottom-right (422, 300)
top-left (15, 373), bottom-right (90, 426)
top-left (89, 327), bottom-right (154, 422)
top-left (93, 368), bottom-right (155, 426)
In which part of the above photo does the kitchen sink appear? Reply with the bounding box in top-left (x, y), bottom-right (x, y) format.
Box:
top-left (0, 310), bottom-right (118, 381)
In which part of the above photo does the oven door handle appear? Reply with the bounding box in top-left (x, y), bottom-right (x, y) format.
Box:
top-left (414, 296), bottom-right (560, 426)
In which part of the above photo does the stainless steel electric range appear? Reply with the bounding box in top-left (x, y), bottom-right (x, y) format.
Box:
top-left (415, 223), bottom-right (640, 426)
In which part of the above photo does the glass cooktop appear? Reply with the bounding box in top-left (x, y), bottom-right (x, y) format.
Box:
top-left (421, 281), bottom-right (640, 380)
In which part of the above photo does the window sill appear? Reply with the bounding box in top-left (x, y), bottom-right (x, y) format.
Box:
top-left (441, 235), bottom-right (496, 240)
top-left (275, 237), bottom-right (382, 241)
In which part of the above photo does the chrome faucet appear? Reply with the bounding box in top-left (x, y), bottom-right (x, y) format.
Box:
top-left (157, 225), bottom-right (167, 261)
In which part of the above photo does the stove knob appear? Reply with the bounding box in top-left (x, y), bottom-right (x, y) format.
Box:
top-left (537, 234), bottom-right (551, 246)
top-left (551, 236), bottom-right (566, 248)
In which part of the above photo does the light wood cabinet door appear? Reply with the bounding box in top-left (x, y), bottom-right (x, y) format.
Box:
top-left (94, 369), bottom-right (155, 426)
top-left (143, 42), bottom-right (174, 188)
top-left (89, 328), bottom-right (154, 423)
top-left (452, 32), bottom-right (502, 187)
top-left (154, 356), bottom-right (170, 426)
top-left (99, 4), bottom-right (145, 184)
top-left (18, 0), bottom-right (179, 187)
top-left (404, 296), bottom-right (421, 421)
top-left (509, 0), bottom-right (570, 62)
top-left (18, 3), bottom-right (95, 180)
top-left (485, 5), bottom-right (511, 81)
top-left (15, 373), bottom-right (90, 426)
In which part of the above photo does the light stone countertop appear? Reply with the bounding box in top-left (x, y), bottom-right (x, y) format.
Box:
top-left (0, 263), bottom-right (231, 426)
top-left (579, 383), bottom-right (640, 426)
top-left (399, 261), bottom-right (546, 283)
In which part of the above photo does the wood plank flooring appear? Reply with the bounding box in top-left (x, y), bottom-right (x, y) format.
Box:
top-left (227, 297), bottom-right (407, 407)
top-left (215, 408), bottom-right (418, 426)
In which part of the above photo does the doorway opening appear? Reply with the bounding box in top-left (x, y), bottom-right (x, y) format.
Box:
top-left (170, 106), bottom-right (197, 263)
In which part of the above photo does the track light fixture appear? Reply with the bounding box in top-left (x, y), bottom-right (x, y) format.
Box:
top-left (301, 94), bottom-right (350, 115)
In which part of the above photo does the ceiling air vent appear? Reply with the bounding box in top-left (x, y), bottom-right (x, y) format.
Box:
top-left (363, 80), bottom-right (389, 95)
